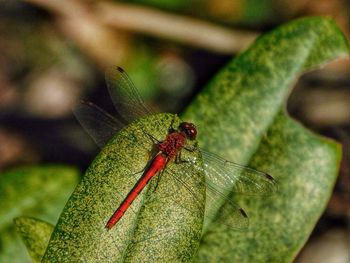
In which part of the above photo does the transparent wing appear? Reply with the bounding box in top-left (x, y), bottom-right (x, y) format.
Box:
top-left (165, 150), bottom-right (276, 231)
top-left (105, 66), bottom-right (153, 123)
top-left (74, 66), bottom-right (156, 148)
top-left (200, 150), bottom-right (277, 196)
top-left (73, 101), bottom-right (124, 148)
top-left (166, 166), bottom-right (249, 230)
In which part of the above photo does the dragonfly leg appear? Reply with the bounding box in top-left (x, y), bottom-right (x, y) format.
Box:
top-left (142, 130), bottom-right (161, 144)
top-left (131, 168), bottom-right (145, 178)
top-left (183, 145), bottom-right (196, 152)
top-left (175, 151), bottom-right (191, 164)
top-left (153, 169), bottom-right (165, 192)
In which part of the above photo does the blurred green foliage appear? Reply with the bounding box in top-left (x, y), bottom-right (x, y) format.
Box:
top-left (0, 166), bottom-right (79, 262)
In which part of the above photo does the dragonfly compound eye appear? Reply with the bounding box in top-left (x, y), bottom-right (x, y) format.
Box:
top-left (179, 122), bottom-right (197, 140)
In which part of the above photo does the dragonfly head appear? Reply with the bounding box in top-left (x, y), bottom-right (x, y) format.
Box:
top-left (179, 122), bottom-right (197, 140)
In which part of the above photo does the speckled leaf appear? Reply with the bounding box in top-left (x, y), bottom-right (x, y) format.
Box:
top-left (181, 17), bottom-right (348, 262)
top-left (42, 114), bottom-right (206, 262)
top-left (0, 165), bottom-right (79, 231)
top-left (14, 217), bottom-right (54, 263)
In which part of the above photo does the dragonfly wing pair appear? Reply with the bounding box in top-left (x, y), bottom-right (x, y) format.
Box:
top-left (73, 66), bottom-right (277, 230)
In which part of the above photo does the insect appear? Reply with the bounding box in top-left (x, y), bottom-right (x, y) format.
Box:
top-left (74, 66), bottom-right (276, 231)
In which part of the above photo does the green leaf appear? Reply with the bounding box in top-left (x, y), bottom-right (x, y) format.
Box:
top-left (0, 165), bottom-right (79, 231)
top-left (0, 165), bottom-right (79, 262)
top-left (14, 217), bottom-right (54, 263)
top-left (0, 227), bottom-right (31, 263)
top-left (42, 114), bottom-right (206, 262)
top-left (181, 17), bottom-right (348, 262)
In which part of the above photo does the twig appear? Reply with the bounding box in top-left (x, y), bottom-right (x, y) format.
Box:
top-left (97, 2), bottom-right (258, 54)
top-left (24, 0), bottom-right (258, 61)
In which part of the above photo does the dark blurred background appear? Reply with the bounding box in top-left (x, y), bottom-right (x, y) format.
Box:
top-left (1, 1), bottom-right (350, 262)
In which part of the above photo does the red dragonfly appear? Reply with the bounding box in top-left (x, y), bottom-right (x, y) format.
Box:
top-left (74, 66), bottom-right (276, 231)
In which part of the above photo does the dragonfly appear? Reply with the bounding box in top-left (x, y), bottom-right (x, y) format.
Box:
top-left (74, 66), bottom-right (276, 231)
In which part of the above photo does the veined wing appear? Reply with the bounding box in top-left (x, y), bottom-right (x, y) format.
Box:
top-left (75, 66), bottom-right (159, 148)
top-left (73, 101), bottom-right (123, 148)
top-left (166, 165), bottom-right (249, 231)
top-left (105, 66), bottom-right (153, 123)
top-left (200, 150), bottom-right (277, 196)
top-left (171, 150), bottom-right (276, 231)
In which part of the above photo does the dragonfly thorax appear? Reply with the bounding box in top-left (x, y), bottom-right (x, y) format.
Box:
top-left (159, 132), bottom-right (186, 159)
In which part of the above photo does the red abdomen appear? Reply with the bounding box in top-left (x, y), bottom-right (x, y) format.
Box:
top-left (106, 154), bottom-right (166, 229)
